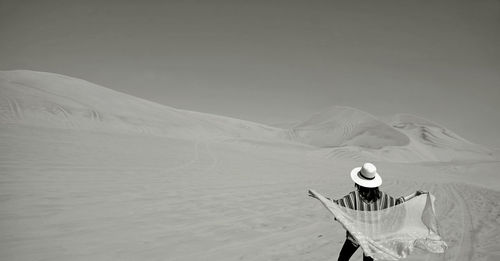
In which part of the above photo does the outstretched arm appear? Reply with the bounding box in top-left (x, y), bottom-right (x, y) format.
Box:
top-left (308, 189), bottom-right (339, 221)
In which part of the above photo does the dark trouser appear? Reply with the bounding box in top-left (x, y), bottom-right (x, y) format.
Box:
top-left (338, 239), bottom-right (373, 261)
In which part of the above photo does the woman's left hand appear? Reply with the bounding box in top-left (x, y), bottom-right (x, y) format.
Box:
top-left (308, 190), bottom-right (318, 199)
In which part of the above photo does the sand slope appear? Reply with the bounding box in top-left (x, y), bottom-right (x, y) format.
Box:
top-left (0, 70), bottom-right (287, 141)
top-left (0, 71), bottom-right (499, 261)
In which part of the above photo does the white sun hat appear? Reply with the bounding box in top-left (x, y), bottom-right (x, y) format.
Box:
top-left (350, 162), bottom-right (382, 188)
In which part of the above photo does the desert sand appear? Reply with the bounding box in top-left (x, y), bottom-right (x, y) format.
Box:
top-left (1, 70), bottom-right (499, 261)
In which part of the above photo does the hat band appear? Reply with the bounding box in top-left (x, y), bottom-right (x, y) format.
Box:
top-left (358, 171), bottom-right (375, 180)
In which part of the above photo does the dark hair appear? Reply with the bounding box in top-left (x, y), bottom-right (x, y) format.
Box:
top-left (355, 183), bottom-right (381, 202)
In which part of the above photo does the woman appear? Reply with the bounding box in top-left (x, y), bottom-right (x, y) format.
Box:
top-left (309, 162), bottom-right (427, 261)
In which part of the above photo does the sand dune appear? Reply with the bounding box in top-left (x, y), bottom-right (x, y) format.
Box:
top-left (0, 70), bottom-right (287, 141)
top-left (0, 70), bottom-right (499, 261)
top-left (290, 106), bottom-right (410, 149)
top-left (289, 106), bottom-right (496, 162)
top-left (390, 114), bottom-right (495, 161)
top-left (1, 70), bottom-right (495, 162)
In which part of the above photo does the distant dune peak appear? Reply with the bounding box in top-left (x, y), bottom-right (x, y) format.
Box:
top-left (392, 114), bottom-right (450, 130)
top-left (291, 106), bottom-right (410, 149)
top-left (391, 113), bottom-right (479, 146)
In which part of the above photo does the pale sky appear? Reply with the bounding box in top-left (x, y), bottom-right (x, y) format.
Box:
top-left (1, 0), bottom-right (499, 147)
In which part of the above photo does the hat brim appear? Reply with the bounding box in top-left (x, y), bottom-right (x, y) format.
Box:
top-left (350, 167), bottom-right (382, 188)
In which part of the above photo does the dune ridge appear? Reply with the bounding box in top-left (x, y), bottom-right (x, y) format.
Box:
top-left (0, 70), bottom-right (287, 141)
top-left (289, 106), bottom-right (495, 162)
